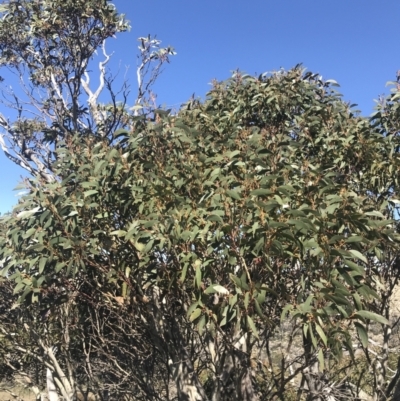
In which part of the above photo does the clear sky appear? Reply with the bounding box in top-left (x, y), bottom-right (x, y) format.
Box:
top-left (1, 0), bottom-right (399, 214)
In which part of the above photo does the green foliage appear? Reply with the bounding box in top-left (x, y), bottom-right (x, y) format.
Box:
top-left (1, 66), bottom-right (400, 371)
top-left (0, 4), bottom-right (400, 394)
top-left (0, 0), bottom-right (128, 78)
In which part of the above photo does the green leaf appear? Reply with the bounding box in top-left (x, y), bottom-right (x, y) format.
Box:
top-left (344, 259), bottom-right (365, 276)
top-left (303, 322), bottom-right (309, 338)
top-left (38, 258), bottom-right (47, 274)
top-left (354, 310), bottom-right (389, 325)
top-left (345, 236), bottom-right (364, 243)
top-left (55, 262), bottom-right (65, 273)
top-left (325, 79), bottom-right (340, 86)
top-left (84, 190), bottom-right (99, 198)
top-left (226, 190), bottom-right (241, 200)
top-left (114, 128), bottom-right (130, 138)
top-left (133, 241), bottom-right (145, 251)
top-left (207, 214), bottom-right (223, 223)
top-left (229, 274), bottom-right (249, 291)
top-left (309, 323), bottom-right (317, 349)
top-left (365, 211), bottom-right (385, 218)
top-left (227, 150), bottom-right (241, 158)
top-left (94, 160), bottom-right (107, 174)
top-left (315, 323), bottom-right (327, 347)
top-left (229, 293), bottom-right (238, 307)
top-left (110, 230), bottom-right (127, 237)
top-left (189, 308), bottom-right (202, 322)
top-left (355, 322), bottom-right (368, 347)
top-left (254, 298), bottom-right (264, 318)
top-left (247, 315), bottom-right (259, 338)
top-left (195, 265), bottom-right (202, 289)
top-left (317, 349), bottom-right (325, 371)
top-left (197, 315), bottom-right (206, 334)
top-left (180, 263), bottom-right (188, 282)
top-left (143, 239), bottom-right (154, 254)
top-left (213, 285), bottom-right (229, 294)
top-left (301, 294), bottom-right (314, 313)
top-left (17, 207), bottom-right (41, 219)
top-left (352, 292), bottom-right (363, 311)
top-left (187, 302), bottom-right (198, 318)
top-left (349, 249), bottom-right (368, 264)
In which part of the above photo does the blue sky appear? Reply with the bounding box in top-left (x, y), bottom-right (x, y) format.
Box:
top-left (1, 0), bottom-right (399, 214)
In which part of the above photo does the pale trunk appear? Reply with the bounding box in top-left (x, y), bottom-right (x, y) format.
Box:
top-left (47, 368), bottom-right (59, 401)
top-left (43, 347), bottom-right (75, 401)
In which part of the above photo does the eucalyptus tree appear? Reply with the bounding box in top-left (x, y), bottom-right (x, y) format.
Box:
top-left (1, 1), bottom-right (400, 401)
top-left (2, 60), bottom-right (400, 401)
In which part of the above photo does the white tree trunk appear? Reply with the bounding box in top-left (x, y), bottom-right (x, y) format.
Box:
top-left (47, 368), bottom-right (59, 401)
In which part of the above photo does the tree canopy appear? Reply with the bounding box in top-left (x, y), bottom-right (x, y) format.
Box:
top-left (1, 1), bottom-right (400, 401)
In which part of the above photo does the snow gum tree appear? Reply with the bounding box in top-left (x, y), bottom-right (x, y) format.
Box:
top-left (1, 1), bottom-right (400, 401)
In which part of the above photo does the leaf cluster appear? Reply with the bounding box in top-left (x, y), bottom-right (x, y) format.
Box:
top-left (0, 0), bottom-right (128, 81)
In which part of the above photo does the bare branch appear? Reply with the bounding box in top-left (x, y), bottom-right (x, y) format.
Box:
top-left (134, 35), bottom-right (176, 115)
top-left (81, 41), bottom-right (113, 128)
